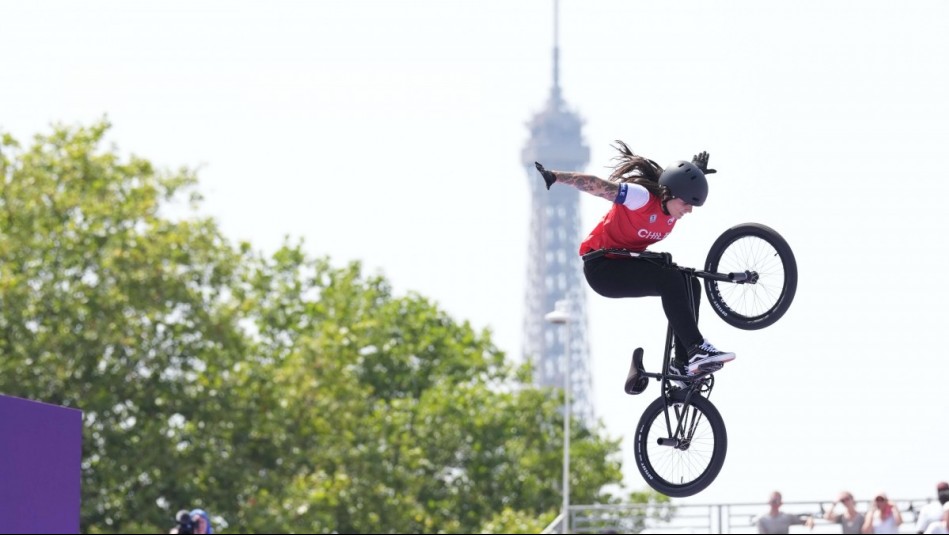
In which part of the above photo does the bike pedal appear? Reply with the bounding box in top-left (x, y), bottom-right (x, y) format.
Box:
top-left (696, 362), bottom-right (724, 374)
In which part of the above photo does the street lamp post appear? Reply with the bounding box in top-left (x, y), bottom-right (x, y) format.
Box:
top-left (545, 299), bottom-right (572, 534)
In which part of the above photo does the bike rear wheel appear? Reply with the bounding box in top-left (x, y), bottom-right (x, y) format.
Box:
top-left (634, 390), bottom-right (727, 497)
top-left (704, 222), bottom-right (797, 330)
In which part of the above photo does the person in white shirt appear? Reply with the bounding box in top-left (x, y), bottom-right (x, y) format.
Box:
top-left (918, 482), bottom-right (949, 534)
top-left (863, 492), bottom-right (903, 534)
top-left (922, 502), bottom-right (949, 534)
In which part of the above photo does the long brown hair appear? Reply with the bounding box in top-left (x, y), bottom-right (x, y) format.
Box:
top-left (607, 140), bottom-right (671, 204)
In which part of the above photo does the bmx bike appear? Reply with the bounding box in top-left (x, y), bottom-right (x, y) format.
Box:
top-left (583, 222), bottom-right (798, 497)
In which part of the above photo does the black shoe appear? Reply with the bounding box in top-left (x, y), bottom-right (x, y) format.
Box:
top-left (668, 361), bottom-right (689, 389)
top-left (686, 339), bottom-right (736, 374)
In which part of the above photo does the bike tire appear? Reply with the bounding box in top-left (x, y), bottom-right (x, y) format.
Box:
top-left (704, 222), bottom-right (798, 330)
top-left (634, 390), bottom-right (727, 497)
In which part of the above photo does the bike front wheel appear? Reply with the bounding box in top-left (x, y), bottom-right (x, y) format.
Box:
top-left (704, 222), bottom-right (798, 330)
top-left (634, 390), bottom-right (727, 497)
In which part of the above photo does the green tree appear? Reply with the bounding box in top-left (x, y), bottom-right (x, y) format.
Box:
top-left (226, 249), bottom-right (627, 533)
top-left (0, 121), bottom-right (250, 532)
top-left (0, 121), bottom-right (633, 534)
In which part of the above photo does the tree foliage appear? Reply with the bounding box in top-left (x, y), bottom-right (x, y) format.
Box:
top-left (0, 121), bottom-right (637, 533)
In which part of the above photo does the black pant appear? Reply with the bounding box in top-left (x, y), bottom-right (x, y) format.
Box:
top-left (583, 256), bottom-right (702, 362)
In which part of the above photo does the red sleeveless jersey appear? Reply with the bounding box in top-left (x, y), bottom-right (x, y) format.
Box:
top-left (579, 194), bottom-right (677, 255)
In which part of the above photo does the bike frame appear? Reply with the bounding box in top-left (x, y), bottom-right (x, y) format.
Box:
top-left (609, 223), bottom-right (795, 496)
top-left (601, 248), bottom-right (754, 447)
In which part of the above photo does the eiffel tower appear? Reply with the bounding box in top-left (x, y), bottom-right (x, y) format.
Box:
top-left (520, 1), bottom-right (594, 425)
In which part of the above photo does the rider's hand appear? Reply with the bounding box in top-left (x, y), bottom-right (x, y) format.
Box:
top-left (535, 162), bottom-right (557, 190)
top-left (691, 151), bottom-right (717, 175)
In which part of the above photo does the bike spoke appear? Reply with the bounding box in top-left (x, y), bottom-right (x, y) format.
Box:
top-left (713, 235), bottom-right (786, 320)
top-left (645, 402), bottom-right (719, 487)
top-left (703, 223), bottom-right (797, 330)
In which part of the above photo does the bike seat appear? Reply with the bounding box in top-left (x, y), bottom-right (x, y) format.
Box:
top-left (625, 348), bottom-right (648, 395)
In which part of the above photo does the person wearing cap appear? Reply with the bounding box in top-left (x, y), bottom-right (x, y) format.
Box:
top-left (822, 491), bottom-right (865, 534)
top-left (918, 482), bottom-right (949, 534)
top-left (863, 491), bottom-right (903, 534)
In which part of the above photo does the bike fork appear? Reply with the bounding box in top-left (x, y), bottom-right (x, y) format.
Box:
top-left (660, 323), bottom-right (712, 448)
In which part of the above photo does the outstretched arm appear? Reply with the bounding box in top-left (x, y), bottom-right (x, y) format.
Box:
top-left (535, 162), bottom-right (618, 201)
top-left (550, 171), bottom-right (619, 201)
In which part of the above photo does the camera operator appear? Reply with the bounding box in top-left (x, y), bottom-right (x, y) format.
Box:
top-left (169, 508), bottom-right (213, 534)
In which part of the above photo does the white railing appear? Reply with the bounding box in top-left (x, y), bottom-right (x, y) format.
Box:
top-left (542, 497), bottom-right (941, 534)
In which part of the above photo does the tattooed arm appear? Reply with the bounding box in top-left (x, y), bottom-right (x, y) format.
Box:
top-left (535, 161), bottom-right (619, 201)
top-left (551, 171), bottom-right (619, 201)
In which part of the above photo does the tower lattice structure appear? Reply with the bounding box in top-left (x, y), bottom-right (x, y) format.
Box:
top-left (520, 12), bottom-right (595, 425)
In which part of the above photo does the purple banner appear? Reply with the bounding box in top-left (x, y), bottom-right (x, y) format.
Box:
top-left (0, 394), bottom-right (83, 534)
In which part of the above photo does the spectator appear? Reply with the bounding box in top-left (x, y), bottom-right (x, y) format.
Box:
top-left (918, 482), bottom-right (949, 534)
top-left (923, 501), bottom-right (949, 535)
top-left (755, 491), bottom-right (812, 534)
top-left (862, 492), bottom-right (902, 534)
top-left (169, 508), bottom-right (213, 534)
top-left (823, 491), bottom-right (865, 534)
top-left (190, 509), bottom-right (213, 534)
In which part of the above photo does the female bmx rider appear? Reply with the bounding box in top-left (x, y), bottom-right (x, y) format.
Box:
top-left (535, 140), bottom-right (734, 377)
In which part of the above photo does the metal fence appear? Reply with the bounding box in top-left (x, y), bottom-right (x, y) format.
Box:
top-left (542, 497), bottom-right (941, 534)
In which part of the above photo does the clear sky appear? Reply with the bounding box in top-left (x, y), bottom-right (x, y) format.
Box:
top-left (3, 0), bottom-right (949, 509)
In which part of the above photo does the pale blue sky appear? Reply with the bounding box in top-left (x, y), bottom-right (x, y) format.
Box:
top-left (3, 0), bottom-right (949, 508)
